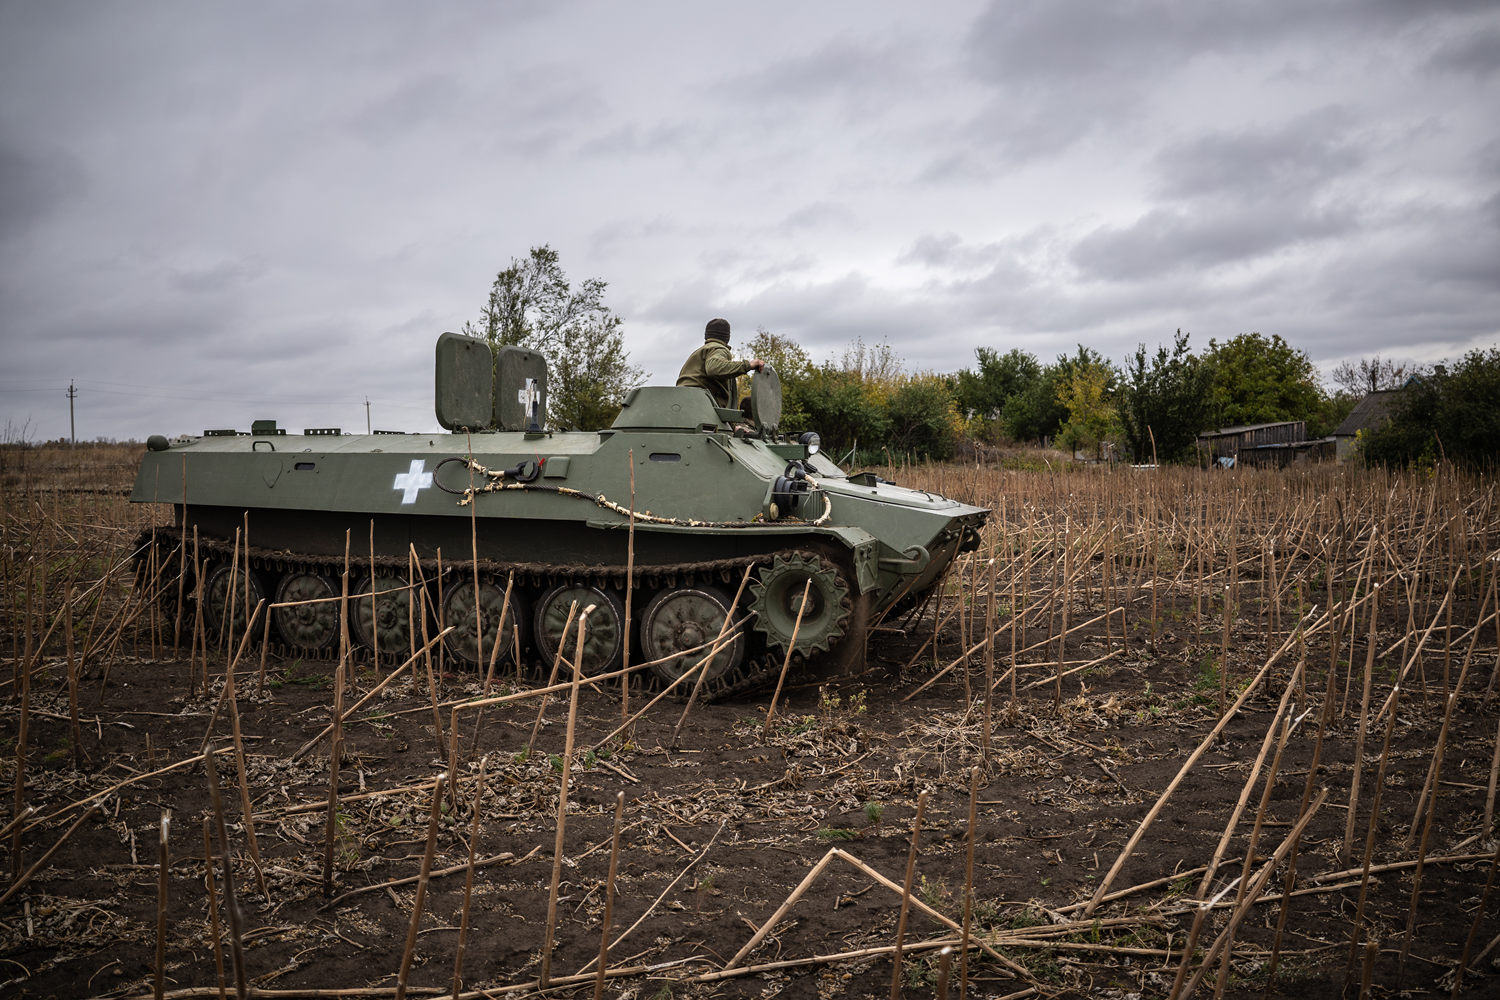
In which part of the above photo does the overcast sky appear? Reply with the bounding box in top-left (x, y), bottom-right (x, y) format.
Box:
top-left (3, 1), bottom-right (1498, 442)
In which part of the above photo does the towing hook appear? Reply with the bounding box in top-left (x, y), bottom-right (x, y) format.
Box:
top-left (878, 544), bottom-right (931, 575)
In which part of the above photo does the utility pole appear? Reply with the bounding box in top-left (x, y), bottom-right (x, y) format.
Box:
top-left (365, 396), bottom-right (371, 435)
top-left (66, 381), bottom-right (77, 446)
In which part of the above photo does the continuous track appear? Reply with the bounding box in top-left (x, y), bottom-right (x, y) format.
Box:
top-left (131, 527), bottom-right (847, 701)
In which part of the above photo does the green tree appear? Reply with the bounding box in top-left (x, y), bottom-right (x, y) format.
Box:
top-left (547, 312), bottom-right (645, 430)
top-left (888, 374), bottom-right (964, 460)
top-left (1055, 360), bottom-right (1117, 460)
top-left (744, 328), bottom-right (814, 429)
top-left (1361, 348), bottom-right (1500, 468)
top-left (1119, 330), bottom-right (1213, 463)
top-left (462, 245), bottom-right (643, 430)
top-left (1002, 346), bottom-right (1114, 445)
top-left (1204, 333), bottom-right (1322, 428)
top-left (955, 347), bottom-right (1041, 418)
top-left (796, 365), bottom-right (891, 461)
top-left (955, 347), bottom-right (1041, 443)
top-left (1307, 391), bottom-right (1359, 440)
top-left (998, 366), bottom-right (1063, 443)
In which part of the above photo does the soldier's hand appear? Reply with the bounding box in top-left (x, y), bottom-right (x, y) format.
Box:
top-left (750, 358), bottom-right (765, 372)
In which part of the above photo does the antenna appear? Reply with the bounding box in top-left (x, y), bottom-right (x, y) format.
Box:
top-left (365, 396), bottom-right (371, 435)
top-left (66, 380), bottom-right (77, 446)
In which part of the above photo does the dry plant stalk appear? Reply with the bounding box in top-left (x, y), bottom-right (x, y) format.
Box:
top-left (726, 848), bottom-right (840, 969)
top-left (0, 805), bottom-right (98, 906)
top-left (594, 790), bottom-right (626, 1000)
top-left (154, 810), bottom-right (170, 1000)
top-left (540, 609), bottom-right (589, 990)
top-left (450, 753), bottom-right (489, 999)
top-left (959, 767), bottom-right (979, 1000)
top-left (983, 554), bottom-right (995, 757)
top-left (225, 600), bottom-right (269, 901)
top-left (673, 562), bottom-right (756, 744)
top-left (1178, 787), bottom-right (1329, 998)
top-left (204, 744), bottom-right (249, 1000)
top-left (528, 599), bottom-right (579, 748)
top-left (764, 578), bottom-right (813, 734)
top-left (394, 775), bottom-right (445, 1000)
top-left (293, 628), bottom-right (452, 763)
top-left (890, 789), bottom-right (930, 1000)
top-left (202, 817), bottom-right (227, 1000)
top-left (623, 448), bottom-right (635, 738)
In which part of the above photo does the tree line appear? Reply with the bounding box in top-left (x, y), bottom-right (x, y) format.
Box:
top-left (463, 247), bottom-right (1497, 467)
top-left (750, 330), bottom-right (1497, 468)
top-left (750, 328), bottom-right (1362, 466)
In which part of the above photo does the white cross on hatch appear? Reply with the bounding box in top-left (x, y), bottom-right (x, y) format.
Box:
top-left (393, 459), bottom-right (433, 504)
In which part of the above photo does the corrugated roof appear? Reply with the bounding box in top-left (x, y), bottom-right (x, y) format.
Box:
top-left (1334, 390), bottom-right (1399, 438)
top-left (1197, 420), bottom-right (1303, 438)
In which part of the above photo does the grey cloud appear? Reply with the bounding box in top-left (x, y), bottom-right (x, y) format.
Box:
top-left (1068, 111), bottom-right (1368, 280)
top-left (171, 258), bottom-right (267, 294)
top-left (3, 3), bottom-right (1499, 442)
top-left (1153, 109), bottom-right (1364, 201)
top-left (1426, 25), bottom-right (1500, 76)
top-left (345, 75), bottom-right (467, 144)
top-left (1070, 204), bottom-right (1358, 281)
top-left (738, 255), bottom-right (818, 284)
top-left (589, 217), bottom-right (699, 256)
top-left (897, 232), bottom-right (1045, 280)
top-left (948, 1), bottom-right (1500, 171)
top-left (900, 233), bottom-right (969, 268)
top-left (780, 202), bottom-right (855, 231)
top-left (0, 141), bottom-right (84, 242)
top-left (932, 86), bottom-right (1137, 169)
top-left (966, 0), bottom-right (1488, 88)
top-left (721, 38), bottom-right (909, 107)
top-left (578, 119), bottom-right (709, 158)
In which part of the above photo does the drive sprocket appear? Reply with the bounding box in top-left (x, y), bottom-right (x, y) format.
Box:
top-left (748, 552), bottom-right (851, 657)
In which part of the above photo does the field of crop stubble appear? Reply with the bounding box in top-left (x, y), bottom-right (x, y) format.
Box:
top-left (2, 442), bottom-right (1498, 1000)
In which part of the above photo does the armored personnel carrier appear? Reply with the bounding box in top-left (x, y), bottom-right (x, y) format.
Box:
top-left (131, 333), bottom-right (987, 698)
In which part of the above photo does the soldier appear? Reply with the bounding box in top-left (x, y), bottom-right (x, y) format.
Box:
top-left (676, 318), bottom-right (764, 409)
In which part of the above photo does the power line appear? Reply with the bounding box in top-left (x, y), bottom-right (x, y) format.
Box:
top-left (0, 377), bottom-right (413, 406)
top-left (0, 384), bottom-right (420, 407)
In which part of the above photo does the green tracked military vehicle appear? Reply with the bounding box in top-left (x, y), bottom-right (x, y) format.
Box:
top-left (131, 332), bottom-right (987, 698)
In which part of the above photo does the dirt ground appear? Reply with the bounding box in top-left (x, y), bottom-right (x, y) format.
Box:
top-left (4, 604), bottom-right (1499, 1000)
top-left (3, 450), bottom-right (1499, 999)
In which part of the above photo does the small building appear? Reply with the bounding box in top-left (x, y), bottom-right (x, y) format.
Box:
top-left (1333, 389), bottom-right (1399, 463)
top-left (1196, 421), bottom-right (1335, 468)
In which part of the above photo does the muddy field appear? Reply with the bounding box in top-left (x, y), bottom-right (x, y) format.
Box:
top-left (3, 444), bottom-right (1499, 1000)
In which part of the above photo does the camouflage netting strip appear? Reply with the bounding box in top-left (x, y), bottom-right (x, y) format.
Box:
top-left (456, 456), bottom-right (834, 527)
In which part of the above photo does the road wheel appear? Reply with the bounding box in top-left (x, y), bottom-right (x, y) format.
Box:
top-left (352, 574), bottom-right (413, 661)
top-left (640, 585), bottom-right (745, 685)
top-left (442, 576), bottom-right (527, 670)
top-left (204, 563), bottom-right (267, 646)
top-left (533, 583), bottom-right (626, 675)
top-left (274, 571), bottom-right (341, 651)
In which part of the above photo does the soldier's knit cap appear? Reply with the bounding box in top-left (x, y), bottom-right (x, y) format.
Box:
top-left (705, 318), bottom-right (731, 342)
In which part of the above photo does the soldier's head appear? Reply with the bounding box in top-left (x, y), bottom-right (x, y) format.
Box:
top-left (705, 318), bottom-right (730, 343)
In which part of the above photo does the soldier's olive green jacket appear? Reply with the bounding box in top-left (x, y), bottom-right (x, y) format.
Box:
top-left (676, 340), bottom-right (754, 408)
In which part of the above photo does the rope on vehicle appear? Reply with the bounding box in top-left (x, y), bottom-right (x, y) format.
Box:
top-left (436, 456), bottom-right (834, 527)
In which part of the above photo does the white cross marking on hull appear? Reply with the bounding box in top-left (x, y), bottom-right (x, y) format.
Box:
top-left (393, 460), bottom-right (433, 504)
